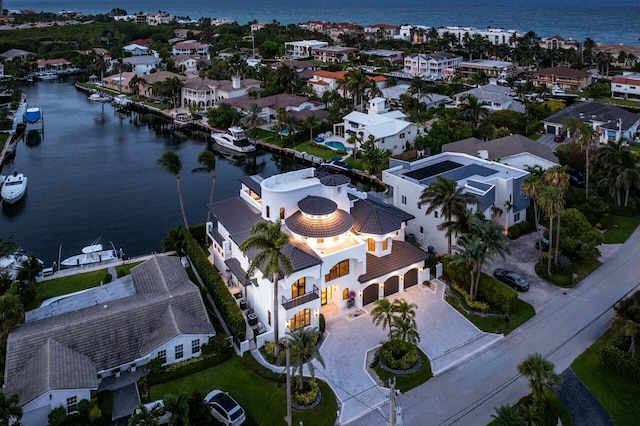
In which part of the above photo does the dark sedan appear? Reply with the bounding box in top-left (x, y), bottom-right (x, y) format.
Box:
top-left (494, 269), bottom-right (529, 292)
top-left (535, 237), bottom-right (550, 251)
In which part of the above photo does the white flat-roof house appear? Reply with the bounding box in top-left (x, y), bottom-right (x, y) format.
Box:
top-left (403, 52), bottom-right (463, 79)
top-left (611, 73), bottom-right (640, 101)
top-left (206, 169), bottom-right (428, 345)
top-left (383, 152), bottom-right (530, 254)
top-left (284, 40), bottom-right (329, 58)
top-left (457, 59), bottom-right (517, 79)
top-left (453, 83), bottom-right (525, 113)
top-left (312, 46), bottom-right (358, 64)
top-left (3, 256), bottom-right (214, 426)
top-left (336, 98), bottom-right (418, 155)
top-left (437, 26), bottom-right (522, 47)
top-left (122, 56), bottom-right (163, 75)
top-left (172, 40), bottom-right (209, 56)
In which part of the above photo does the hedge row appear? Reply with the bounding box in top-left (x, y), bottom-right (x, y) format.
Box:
top-left (508, 220), bottom-right (535, 239)
top-left (451, 283), bottom-right (490, 312)
top-left (600, 344), bottom-right (640, 383)
top-left (147, 350), bottom-right (234, 386)
top-left (242, 352), bottom-right (286, 383)
top-left (184, 233), bottom-right (246, 340)
top-left (443, 257), bottom-right (518, 314)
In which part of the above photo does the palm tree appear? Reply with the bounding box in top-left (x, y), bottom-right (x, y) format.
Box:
top-left (157, 152), bottom-right (189, 228)
top-left (391, 299), bottom-right (417, 328)
top-left (343, 68), bottom-right (370, 111)
top-left (0, 294), bottom-right (24, 337)
top-left (128, 404), bottom-right (159, 426)
top-left (576, 124), bottom-right (597, 198)
top-left (458, 95), bottom-right (489, 128)
top-left (129, 74), bottom-right (142, 96)
top-left (239, 220), bottom-right (293, 357)
top-left (16, 254), bottom-right (42, 287)
top-left (361, 138), bottom-right (391, 175)
top-left (161, 226), bottom-right (189, 257)
top-left (538, 185), bottom-right (564, 275)
top-left (282, 327), bottom-right (325, 392)
top-left (611, 292), bottom-right (640, 357)
top-left (544, 166), bottom-right (570, 264)
top-left (192, 150), bottom-right (216, 223)
top-left (241, 103), bottom-right (265, 138)
top-left (389, 315), bottom-right (420, 344)
top-left (491, 404), bottom-right (526, 426)
top-left (521, 167), bottom-right (546, 258)
top-left (371, 298), bottom-right (394, 337)
top-left (561, 116), bottom-right (582, 144)
top-left (0, 392), bottom-right (22, 426)
top-left (164, 392), bottom-right (190, 426)
top-left (517, 353), bottom-right (561, 409)
top-left (451, 233), bottom-right (485, 300)
top-left (303, 115), bottom-right (321, 145)
top-left (616, 166), bottom-right (640, 207)
top-left (418, 176), bottom-right (477, 254)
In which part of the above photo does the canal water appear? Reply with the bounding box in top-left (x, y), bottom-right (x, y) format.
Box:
top-left (0, 80), bottom-right (301, 265)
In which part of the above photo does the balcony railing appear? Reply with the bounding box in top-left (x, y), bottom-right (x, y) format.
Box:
top-left (281, 285), bottom-right (320, 310)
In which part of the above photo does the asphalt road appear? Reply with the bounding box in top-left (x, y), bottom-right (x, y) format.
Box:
top-left (353, 227), bottom-right (640, 426)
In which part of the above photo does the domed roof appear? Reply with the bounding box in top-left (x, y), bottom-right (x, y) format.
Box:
top-left (298, 196), bottom-right (337, 216)
top-left (285, 210), bottom-right (353, 239)
top-left (320, 174), bottom-right (351, 187)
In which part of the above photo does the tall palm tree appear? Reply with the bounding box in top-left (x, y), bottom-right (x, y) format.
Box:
top-left (538, 186), bottom-right (564, 275)
top-left (129, 74), bottom-right (142, 96)
top-left (465, 217), bottom-right (510, 300)
top-left (239, 220), bottom-right (293, 358)
top-left (544, 166), bottom-right (570, 264)
top-left (561, 116), bottom-right (583, 144)
top-left (343, 68), bottom-right (370, 111)
top-left (192, 150), bottom-right (216, 223)
top-left (576, 124), bottom-right (597, 198)
top-left (157, 152), bottom-right (189, 228)
top-left (391, 299), bottom-right (417, 328)
top-left (16, 254), bottom-right (42, 287)
top-left (371, 298), bottom-right (394, 337)
top-left (164, 392), bottom-right (190, 426)
top-left (0, 294), bottom-right (24, 337)
top-left (611, 292), bottom-right (640, 357)
top-left (522, 167), bottom-right (546, 259)
top-left (241, 104), bottom-right (265, 138)
top-left (0, 391), bottom-right (22, 426)
top-left (451, 234), bottom-right (485, 301)
top-left (303, 115), bottom-right (321, 145)
top-left (390, 315), bottom-right (420, 344)
top-left (616, 166), bottom-right (640, 207)
top-left (161, 226), bottom-right (189, 257)
top-left (458, 95), bottom-right (489, 128)
top-left (419, 176), bottom-right (477, 254)
top-left (282, 327), bottom-right (325, 392)
top-left (517, 353), bottom-right (561, 409)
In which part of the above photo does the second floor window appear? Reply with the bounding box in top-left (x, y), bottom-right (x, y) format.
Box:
top-left (292, 277), bottom-right (306, 298)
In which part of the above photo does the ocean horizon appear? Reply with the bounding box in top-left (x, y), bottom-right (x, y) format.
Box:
top-left (6, 0), bottom-right (639, 46)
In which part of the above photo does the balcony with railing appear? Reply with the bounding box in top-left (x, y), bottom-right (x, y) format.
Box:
top-left (281, 285), bottom-right (320, 310)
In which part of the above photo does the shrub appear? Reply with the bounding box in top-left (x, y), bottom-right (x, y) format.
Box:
top-left (116, 268), bottom-right (126, 278)
top-left (380, 340), bottom-right (418, 370)
top-left (293, 380), bottom-right (319, 406)
top-left (262, 341), bottom-right (276, 363)
top-left (554, 255), bottom-right (574, 275)
top-left (201, 334), bottom-right (231, 356)
top-left (146, 350), bottom-right (233, 386)
top-left (451, 283), bottom-right (490, 312)
top-left (147, 357), bottom-right (162, 374)
top-left (103, 273), bottom-right (112, 284)
top-left (476, 275), bottom-right (518, 314)
top-left (508, 220), bottom-right (535, 239)
top-left (600, 344), bottom-right (640, 383)
top-left (319, 314), bottom-right (325, 334)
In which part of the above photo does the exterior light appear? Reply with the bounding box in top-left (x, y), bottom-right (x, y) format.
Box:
top-left (314, 309), bottom-right (319, 317)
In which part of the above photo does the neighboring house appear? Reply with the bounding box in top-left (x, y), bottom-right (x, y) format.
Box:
top-left (102, 71), bottom-right (137, 94)
top-left (363, 24), bottom-right (400, 39)
top-left (172, 41), bottom-right (210, 56)
top-left (538, 35), bottom-right (580, 50)
top-left (311, 46), bottom-right (358, 64)
top-left (250, 22), bottom-right (269, 32)
top-left (173, 54), bottom-right (199, 74)
top-left (453, 83), bottom-right (525, 113)
top-left (0, 48), bottom-right (35, 61)
top-left (36, 58), bottom-right (72, 73)
top-left (138, 71), bottom-right (187, 99)
top-left (3, 256), bottom-right (215, 426)
top-left (129, 38), bottom-right (153, 48)
top-left (403, 52), bottom-right (462, 79)
top-left (611, 72), bottom-right (640, 100)
top-left (437, 26), bottom-right (522, 47)
top-left (533, 67), bottom-right (592, 91)
top-left (442, 134), bottom-right (559, 170)
top-left (123, 43), bottom-right (151, 56)
top-left (542, 101), bottom-right (640, 143)
top-left (284, 40), bottom-right (329, 58)
top-left (123, 56), bottom-right (163, 75)
top-left (593, 43), bottom-right (640, 69)
top-left (457, 59), bottom-right (516, 79)
top-left (360, 49), bottom-right (404, 64)
top-left (174, 28), bottom-right (202, 39)
top-left (381, 84), bottom-right (451, 109)
top-left (147, 10), bottom-right (174, 26)
top-left (134, 12), bottom-right (148, 24)
top-left (270, 59), bottom-right (319, 80)
top-left (336, 97), bottom-right (417, 155)
top-left (181, 75), bottom-right (261, 108)
top-left (206, 168), bottom-right (428, 346)
top-left (307, 70), bottom-right (386, 97)
top-left (223, 93), bottom-right (327, 123)
top-left (382, 152), bottom-right (530, 254)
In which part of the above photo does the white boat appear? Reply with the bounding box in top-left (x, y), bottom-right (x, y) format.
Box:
top-left (61, 241), bottom-right (119, 268)
top-left (89, 93), bottom-right (111, 102)
top-left (0, 249), bottom-right (44, 280)
top-left (550, 85), bottom-right (578, 99)
top-left (112, 94), bottom-right (131, 106)
top-left (1, 172), bottom-right (27, 204)
top-left (174, 112), bottom-right (193, 128)
top-left (38, 71), bottom-right (60, 80)
top-left (211, 126), bottom-right (256, 153)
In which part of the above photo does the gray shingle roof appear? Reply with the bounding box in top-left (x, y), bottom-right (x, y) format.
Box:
top-left (320, 174), bottom-right (351, 187)
top-left (239, 175), bottom-right (263, 196)
top-left (4, 256), bottom-right (214, 406)
top-left (358, 241), bottom-right (428, 283)
top-left (442, 134), bottom-right (559, 163)
top-left (543, 101), bottom-right (640, 131)
top-left (208, 197), bottom-right (261, 237)
top-left (298, 196), bottom-right (337, 215)
top-left (351, 197), bottom-right (414, 235)
top-left (285, 209), bottom-right (353, 238)
top-left (224, 258), bottom-right (256, 286)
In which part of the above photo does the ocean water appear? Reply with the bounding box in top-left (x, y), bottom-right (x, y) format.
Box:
top-left (7, 0), bottom-right (639, 46)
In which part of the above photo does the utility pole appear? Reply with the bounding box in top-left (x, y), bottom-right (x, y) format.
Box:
top-left (389, 378), bottom-right (396, 426)
top-left (285, 340), bottom-right (292, 426)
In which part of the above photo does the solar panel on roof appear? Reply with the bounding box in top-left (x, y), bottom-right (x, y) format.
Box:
top-left (404, 160), bottom-right (463, 181)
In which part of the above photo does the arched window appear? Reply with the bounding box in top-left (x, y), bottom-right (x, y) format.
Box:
top-left (266, 206), bottom-right (270, 218)
top-left (342, 288), bottom-right (350, 300)
top-left (280, 207), bottom-right (285, 219)
top-left (292, 277), bottom-right (306, 298)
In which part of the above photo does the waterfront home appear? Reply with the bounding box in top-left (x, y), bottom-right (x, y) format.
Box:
top-left (452, 83), bottom-right (525, 113)
top-left (437, 26), bottom-right (522, 48)
top-left (123, 43), bottom-right (151, 56)
top-left (538, 35), bottom-right (580, 50)
top-left (223, 93), bottom-right (326, 123)
top-left (593, 43), bottom-right (640, 69)
top-left (307, 70), bottom-right (386, 97)
top-left (335, 97), bottom-right (417, 155)
top-left (36, 58), bottom-right (72, 74)
top-left (457, 59), bottom-right (517, 79)
top-left (403, 52), bottom-right (463, 79)
top-left (138, 71), bottom-right (187, 100)
top-left (443, 134), bottom-right (559, 170)
top-left (122, 56), bottom-right (163, 75)
top-left (542, 101), bottom-right (640, 143)
top-left (533, 67), bottom-right (592, 92)
top-left (181, 76), bottom-right (261, 108)
top-left (611, 72), bottom-right (640, 101)
top-left (172, 40), bottom-right (210, 57)
top-left (284, 40), bottom-right (329, 59)
top-left (3, 256), bottom-right (215, 426)
top-left (311, 46), bottom-right (358, 64)
top-left (270, 59), bottom-right (319, 79)
top-left (103, 71), bottom-right (136, 94)
top-left (383, 152), bottom-right (530, 254)
top-left (206, 168), bottom-right (428, 346)
top-left (381, 84), bottom-right (451, 110)
top-left (0, 48), bottom-right (34, 61)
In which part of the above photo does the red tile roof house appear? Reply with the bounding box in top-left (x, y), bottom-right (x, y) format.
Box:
top-left (533, 67), bottom-right (592, 92)
top-left (307, 70), bottom-right (386, 97)
top-left (36, 58), bottom-right (72, 73)
top-left (611, 73), bottom-right (640, 101)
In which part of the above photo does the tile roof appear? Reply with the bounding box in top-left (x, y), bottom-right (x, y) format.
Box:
top-left (358, 241), bottom-right (428, 282)
top-left (208, 197), bottom-right (261, 238)
top-left (351, 196), bottom-right (414, 235)
top-left (285, 209), bottom-right (353, 238)
top-left (442, 134), bottom-right (559, 163)
top-left (298, 196), bottom-right (338, 215)
top-left (239, 175), bottom-right (263, 196)
top-left (320, 174), bottom-right (351, 187)
top-left (223, 93), bottom-right (322, 110)
top-left (4, 256), bottom-right (213, 406)
top-left (543, 101), bottom-right (640, 131)
top-left (533, 67), bottom-right (590, 78)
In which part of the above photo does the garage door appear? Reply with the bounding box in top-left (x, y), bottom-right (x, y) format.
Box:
top-left (384, 276), bottom-right (399, 297)
top-left (363, 284), bottom-right (379, 306)
top-left (404, 269), bottom-right (418, 289)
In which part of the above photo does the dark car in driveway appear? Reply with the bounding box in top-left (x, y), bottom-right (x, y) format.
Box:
top-left (553, 134), bottom-right (565, 142)
top-left (535, 237), bottom-right (550, 251)
top-left (494, 269), bottom-right (529, 291)
top-left (567, 168), bottom-right (585, 187)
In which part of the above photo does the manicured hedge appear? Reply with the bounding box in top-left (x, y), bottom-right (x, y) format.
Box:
top-left (242, 352), bottom-right (286, 383)
top-left (147, 350), bottom-right (234, 386)
top-left (184, 232), bottom-right (246, 340)
top-left (600, 344), bottom-right (640, 383)
top-left (508, 220), bottom-right (535, 239)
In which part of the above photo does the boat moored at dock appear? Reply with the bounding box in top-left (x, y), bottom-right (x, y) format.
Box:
top-left (60, 241), bottom-right (120, 268)
top-left (1, 172), bottom-right (28, 204)
top-left (211, 126), bottom-right (256, 153)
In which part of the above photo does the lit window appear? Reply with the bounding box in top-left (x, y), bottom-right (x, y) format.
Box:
top-left (292, 277), bottom-right (306, 298)
top-left (175, 344), bottom-right (184, 360)
top-left (333, 236), bottom-right (339, 241)
top-left (342, 288), bottom-right (350, 300)
top-left (325, 260), bottom-right (350, 282)
top-left (368, 238), bottom-right (375, 251)
top-left (192, 339), bottom-right (200, 354)
top-left (290, 309), bottom-right (311, 330)
top-left (157, 350), bottom-right (167, 364)
top-left (382, 238), bottom-right (389, 250)
top-left (280, 207), bottom-right (285, 219)
top-left (66, 396), bottom-right (78, 414)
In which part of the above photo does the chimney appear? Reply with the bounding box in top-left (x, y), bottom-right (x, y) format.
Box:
top-left (232, 74), bottom-right (241, 89)
top-left (477, 149), bottom-right (489, 160)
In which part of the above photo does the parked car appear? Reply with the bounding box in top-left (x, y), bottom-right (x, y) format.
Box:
top-left (567, 168), bottom-right (585, 187)
top-left (535, 237), bottom-right (550, 251)
top-left (553, 134), bottom-right (565, 142)
top-left (205, 390), bottom-right (246, 426)
top-left (134, 400), bottom-right (171, 425)
top-left (493, 269), bottom-right (529, 292)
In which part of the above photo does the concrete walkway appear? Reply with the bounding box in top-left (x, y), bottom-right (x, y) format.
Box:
top-left (315, 280), bottom-right (502, 424)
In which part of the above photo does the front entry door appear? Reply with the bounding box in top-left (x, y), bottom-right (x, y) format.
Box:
top-left (321, 287), bottom-right (331, 305)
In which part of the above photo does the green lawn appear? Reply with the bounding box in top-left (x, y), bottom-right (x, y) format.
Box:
top-left (115, 261), bottom-right (143, 277)
top-left (593, 97), bottom-right (640, 109)
top-left (446, 297), bottom-right (536, 335)
top-left (535, 257), bottom-right (601, 288)
top-left (295, 141), bottom-right (339, 160)
top-left (27, 269), bottom-right (109, 310)
top-left (373, 347), bottom-right (432, 392)
top-left (603, 215), bottom-right (640, 244)
top-left (150, 355), bottom-right (337, 426)
top-left (571, 329), bottom-right (640, 426)
top-left (0, 133), bottom-right (8, 151)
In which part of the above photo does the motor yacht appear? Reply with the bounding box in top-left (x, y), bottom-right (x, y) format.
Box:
top-left (211, 126), bottom-right (256, 153)
top-left (1, 172), bottom-right (27, 204)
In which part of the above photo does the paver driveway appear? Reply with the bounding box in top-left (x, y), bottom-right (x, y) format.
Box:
top-left (315, 282), bottom-right (502, 424)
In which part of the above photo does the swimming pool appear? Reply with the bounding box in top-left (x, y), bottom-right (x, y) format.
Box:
top-left (324, 141), bottom-right (350, 152)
